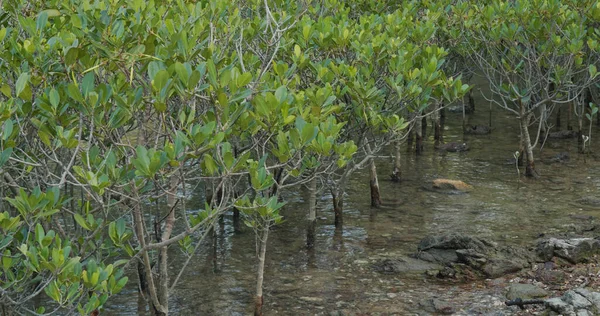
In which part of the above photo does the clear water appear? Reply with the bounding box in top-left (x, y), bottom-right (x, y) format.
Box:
top-left (104, 80), bottom-right (600, 315)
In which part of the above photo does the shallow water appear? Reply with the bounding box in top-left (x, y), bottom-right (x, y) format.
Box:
top-left (104, 80), bottom-right (600, 315)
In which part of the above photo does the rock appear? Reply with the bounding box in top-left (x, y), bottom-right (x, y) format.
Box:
top-left (547, 152), bottom-right (570, 163)
top-left (576, 196), bottom-right (600, 207)
top-left (418, 234), bottom-right (494, 252)
top-left (545, 288), bottom-right (600, 316)
top-left (546, 297), bottom-right (576, 315)
top-left (537, 238), bottom-right (600, 263)
top-left (574, 288), bottom-right (600, 310)
top-left (506, 283), bottom-right (549, 300)
top-left (483, 257), bottom-right (528, 278)
top-left (436, 142), bottom-right (470, 152)
top-left (433, 299), bottom-right (455, 315)
top-left (563, 291), bottom-right (593, 310)
top-left (419, 298), bottom-right (456, 315)
top-left (548, 130), bottom-right (578, 139)
top-left (432, 179), bottom-right (473, 191)
top-left (386, 293), bottom-right (397, 299)
top-left (417, 248), bottom-right (458, 264)
top-left (415, 234), bottom-right (533, 279)
top-left (372, 257), bottom-right (442, 274)
top-left (569, 214), bottom-right (595, 221)
top-left (465, 125), bottom-right (491, 135)
top-left (300, 296), bottom-right (324, 303)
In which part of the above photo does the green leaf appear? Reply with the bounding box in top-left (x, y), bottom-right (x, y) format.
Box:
top-left (203, 154), bottom-right (218, 175)
top-left (49, 88), bottom-right (60, 107)
top-left (206, 59), bottom-right (218, 87)
top-left (174, 62), bottom-right (188, 85)
top-left (67, 83), bottom-right (83, 102)
top-left (82, 72), bottom-right (95, 96)
top-left (0, 84), bottom-right (10, 97)
top-left (36, 11), bottom-right (48, 32)
top-left (0, 148), bottom-right (13, 168)
top-left (590, 64), bottom-right (598, 79)
top-left (3, 120), bottom-right (13, 141)
top-left (64, 47), bottom-right (80, 66)
top-left (40, 9), bottom-right (61, 18)
top-left (301, 123), bottom-right (317, 144)
top-left (35, 223), bottom-right (44, 245)
top-left (16, 73), bottom-right (30, 98)
top-left (152, 70), bottom-right (169, 92)
top-left (73, 214), bottom-right (90, 231)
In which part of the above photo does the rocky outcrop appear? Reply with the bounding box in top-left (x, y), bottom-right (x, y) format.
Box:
top-left (547, 152), bottom-right (570, 163)
top-left (432, 179), bottom-right (473, 191)
top-left (576, 197), bottom-right (600, 207)
top-left (464, 125), bottom-right (491, 135)
top-left (545, 288), bottom-right (600, 316)
top-left (506, 283), bottom-right (549, 300)
top-left (548, 130), bottom-right (578, 139)
top-left (415, 234), bottom-right (534, 279)
top-left (372, 256), bottom-right (442, 274)
top-left (537, 238), bottom-right (600, 264)
top-left (436, 142), bottom-right (470, 152)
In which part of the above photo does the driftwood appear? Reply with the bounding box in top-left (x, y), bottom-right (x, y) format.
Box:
top-left (505, 298), bottom-right (545, 310)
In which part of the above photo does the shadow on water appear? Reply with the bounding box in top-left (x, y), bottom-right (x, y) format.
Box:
top-left (104, 80), bottom-right (600, 315)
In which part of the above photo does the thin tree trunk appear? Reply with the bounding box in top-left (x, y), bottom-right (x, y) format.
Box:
top-left (390, 140), bottom-right (401, 182)
top-left (332, 189), bottom-right (344, 227)
top-left (415, 115), bottom-right (423, 154)
top-left (556, 107), bottom-right (561, 129)
top-left (406, 125), bottom-right (414, 152)
top-left (232, 208), bottom-right (241, 233)
top-left (519, 103), bottom-right (536, 177)
top-left (306, 177), bottom-right (317, 249)
top-left (254, 227), bottom-right (269, 316)
top-left (156, 176), bottom-right (178, 315)
top-left (568, 101), bottom-right (573, 131)
top-left (468, 90), bottom-right (475, 113)
top-left (421, 116), bottom-right (427, 140)
top-left (578, 118), bottom-right (584, 153)
top-left (462, 95), bottom-right (467, 132)
top-left (369, 158), bottom-right (381, 207)
top-left (132, 186), bottom-right (166, 315)
top-left (433, 103), bottom-right (441, 146)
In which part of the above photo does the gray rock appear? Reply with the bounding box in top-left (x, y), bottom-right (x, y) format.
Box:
top-left (372, 256), bottom-right (442, 274)
top-left (546, 297), bottom-right (576, 315)
top-left (418, 298), bottom-right (455, 315)
top-left (544, 288), bottom-right (600, 316)
top-left (416, 234), bottom-right (532, 279)
top-left (537, 238), bottom-right (600, 263)
top-left (465, 125), bottom-right (491, 135)
top-left (563, 291), bottom-right (592, 309)
top-left (418, 234), bottom-right (494, 252)
top-left (300, 296), bottom-right (323, 303)
top-left (483, 258), bottom-right (527, 278)
top-left (432, 299), bottom-right (455, 315)
top-left (577, 310), bottom-right (594, 316)
top-left (416, 248), bottom-right (458, 265)
top-left (548, 130), bottom-right (578, 139)
top-left (547, 152), bottom-right (570, 163)
top-left (574, 288), bottom-right (600, 309)
top-left (506, 283), bottom-right (549, 300)
top-left (436, 142), bottom-right (470, 152)
top-left (576, 196), bottom-right (600, 207)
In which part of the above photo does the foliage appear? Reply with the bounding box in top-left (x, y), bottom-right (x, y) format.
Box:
top-left (1, 0), bottom-right (596, 314)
